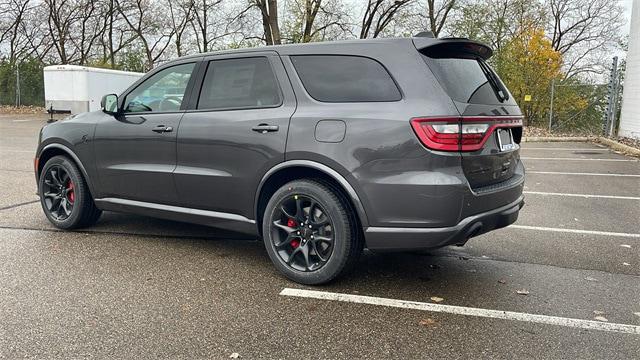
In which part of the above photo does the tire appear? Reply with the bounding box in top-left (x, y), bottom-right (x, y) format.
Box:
top-left (262, 179), bottom-right (362, 284)
top-left (38, 155), bottom-right (102, 229)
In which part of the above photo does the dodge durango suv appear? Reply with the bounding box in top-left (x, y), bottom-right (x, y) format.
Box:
top-left (35, 36), bottom-right (525, 284)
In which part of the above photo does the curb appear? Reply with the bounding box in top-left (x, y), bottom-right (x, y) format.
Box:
top-left (597, 137), bottom-right (640, 157)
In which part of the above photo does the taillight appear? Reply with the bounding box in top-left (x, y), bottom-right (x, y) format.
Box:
top-left (410, 116), bottom-right (523, 152)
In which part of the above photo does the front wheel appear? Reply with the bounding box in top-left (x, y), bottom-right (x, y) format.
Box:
top-left (38, 155), bottom-right (101, 229)
top-left (262, 179), bottom-right (362, 284)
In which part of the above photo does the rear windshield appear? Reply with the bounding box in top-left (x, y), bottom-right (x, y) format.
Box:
top-left (421, 55), bottom-right (516, 105)
top-left (291, 55), bottom-right (401, 102)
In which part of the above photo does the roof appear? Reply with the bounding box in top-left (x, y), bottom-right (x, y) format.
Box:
top-left (179, 37), bottom-right (437, 60)
top-left (43, 64), bottom-right (143, 77)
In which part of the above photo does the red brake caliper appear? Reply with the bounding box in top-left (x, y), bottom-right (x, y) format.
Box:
top-left (287, 218), bottom-right (300, 248)
top-left (67, 180), bottom-right (75, 203)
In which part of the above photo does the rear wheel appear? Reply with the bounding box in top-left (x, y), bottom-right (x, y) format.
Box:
top-left (38, 155), bottom-right (101, 229)
top-left (263, 179), bottom-right (362, 284)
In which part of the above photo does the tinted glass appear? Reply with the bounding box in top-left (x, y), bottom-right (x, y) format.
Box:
top-left (291, 55), bottom-right (401, 102)
top-left (197, 57), bottom-right (281, 110)
top-left (125, 63), bottom-right (195, 113)
top-left (422, 55), bottom-right (516, 105)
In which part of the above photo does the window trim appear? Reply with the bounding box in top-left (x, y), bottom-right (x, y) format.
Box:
top-left (119, 60), bottom-right (200, 116)
top-left (193, 55), bottom-right (284, 112)
top-left (289, 54), bottom-right (404, 104)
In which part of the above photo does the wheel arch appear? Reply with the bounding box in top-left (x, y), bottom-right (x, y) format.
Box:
top-left (255, 160), bottom-right (369, 236)
top-left (37, 143), bottom-right (96, 196)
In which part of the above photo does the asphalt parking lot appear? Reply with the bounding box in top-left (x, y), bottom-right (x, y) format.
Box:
top-left (1, 114), bottom-right (638, 359)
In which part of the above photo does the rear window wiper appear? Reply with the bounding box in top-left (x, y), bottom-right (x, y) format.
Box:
top-left (477, 59), bottom-right (509, 102)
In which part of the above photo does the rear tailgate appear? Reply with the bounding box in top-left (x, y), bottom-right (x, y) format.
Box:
top-left (415, 38), bottom-right (523, 190)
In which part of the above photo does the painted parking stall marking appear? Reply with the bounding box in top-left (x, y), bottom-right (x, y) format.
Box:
top-left (509, 225), bottom-right (640, 238)
top-left (280, 288), bottom-right (640, 335)
top-left (522, 157), bottom-right (638, 162)
top-left (524, 191), bottom-right (640, 200)
top-left (522, 147), bottom-right (608, 151)
top-left (528, 171), bottom-right (640, 177)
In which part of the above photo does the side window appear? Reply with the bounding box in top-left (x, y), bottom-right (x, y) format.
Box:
top-left (197, 57), bottom-right (281, 110)
top-left (124, 63), bottom-right (195, 113)
top-left (290, 55), bottom-right (401, 102)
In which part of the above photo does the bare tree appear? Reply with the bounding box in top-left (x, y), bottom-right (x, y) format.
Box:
top-left (359, 0), bottom-right (412, 39)
top-left (189, 0), bottom-right (244, 53)
top-left (283, 0), bottom-right (350, 42)
top-left (547, 0), bottom-right (624, 78)
top-left (0, 0), bottom-right (31, 63)
top-left (117, 0), bottom-right (176, 70)
top-left (167, 0), bottom-right (194, 57)
top-left (253, 0), bottom-right (281, 45)
top-left (425, 0), bottom-right (456, 37)
top-left (99, 0), bottom-right (138, 68)
top-left (44, 0), bottom-right (79, 64)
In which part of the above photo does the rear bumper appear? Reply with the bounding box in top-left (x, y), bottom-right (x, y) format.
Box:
top-left (364, 195), bottom-right (524, 251)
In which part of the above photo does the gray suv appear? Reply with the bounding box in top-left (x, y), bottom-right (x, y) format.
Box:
top-left (35, 36), bottom-right (525, 284)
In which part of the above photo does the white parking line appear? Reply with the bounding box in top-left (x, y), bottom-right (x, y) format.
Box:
top-left (522, 148), bottom-right (607, 151)
top-left (12, 119), bottom-right (35, 122)
top-left (0, 149), bottom-right (34, 153)
top-left (510, 225), bottom-right (640, 238)
top-left (522, 157), bottom-right (637, 162)
top-left (528, 171), bottom-right (640, 177)
top-left (524, 191), bottom-right (640, 200)
top-left (279, 288), bottom-right (640, 335)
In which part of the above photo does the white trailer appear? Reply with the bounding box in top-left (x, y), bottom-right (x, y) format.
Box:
top-left (44, 65), bottom-right (143, 114)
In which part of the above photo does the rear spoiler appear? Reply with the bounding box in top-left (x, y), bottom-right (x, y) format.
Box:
top-left (412, 38), bottom-right (493, 60)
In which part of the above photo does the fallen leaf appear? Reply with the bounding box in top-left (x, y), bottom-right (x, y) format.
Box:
top-left (419, 318), bottom-right (437, 327)
top-left (593, 310), bottom-right (605, 315)
top-left (516, 289), bottom-right (529, 295)
top-left (430, 296), bottom-right (444, 303)
top-left (498, 279), bottom-right (507, 284)
top-left (229, 353), bottom-right (240, 359)
top-left (584, 277), bottom-right (598, 282)
top-left (620, 244), bottom-right (632, 248)
top-left (622, 262), bottom-right (631, 266)
top-left (594, 316), bottom-right (608, 322)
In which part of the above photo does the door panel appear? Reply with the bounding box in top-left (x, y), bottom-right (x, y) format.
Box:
top-left (175, 53), bottom-right (295, 220)
top-left (94, 62), bottom-right (197, 203)
top-left (94, 113), bottom-right (183, 203)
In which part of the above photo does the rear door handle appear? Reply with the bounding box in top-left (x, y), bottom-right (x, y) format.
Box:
top-left (252, 124), bottom-right (279, 133)
top-left (152, 125), bottom-right (173, 133)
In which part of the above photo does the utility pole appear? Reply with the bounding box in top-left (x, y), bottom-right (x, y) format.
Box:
top-left (15, 64), bottom-right (21, 107)
top-left (604, 56), bottom-right (619, 136)
top-left (548, 79), bottom-right (555, 132)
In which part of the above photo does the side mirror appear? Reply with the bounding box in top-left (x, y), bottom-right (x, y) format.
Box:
top-left (101, 94), bottom-right (120, 115)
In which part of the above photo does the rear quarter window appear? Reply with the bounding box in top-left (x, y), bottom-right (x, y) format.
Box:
top-left (291, 55), bottom-right (401, 102)
top-left (422, 55), bottom-right (516, 105)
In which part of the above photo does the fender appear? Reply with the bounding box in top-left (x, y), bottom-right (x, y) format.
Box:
top-left (255, 160), bottom-right (370, 227)
top-left (38, 143), bottom-right (97, 197)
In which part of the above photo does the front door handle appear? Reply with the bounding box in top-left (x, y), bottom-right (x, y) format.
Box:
top-left (152, 125), bottom-right (173, 133)
top-left (252, 124), bottom-right (279, 133)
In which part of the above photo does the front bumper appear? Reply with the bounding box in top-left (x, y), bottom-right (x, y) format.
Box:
top-left (364, 195), bottom-right (525, 251)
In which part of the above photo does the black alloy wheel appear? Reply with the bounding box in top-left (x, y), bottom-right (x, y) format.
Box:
top-left (41, 164), bottom-right (75, 221)
top-left (38, 155), bottom-right (102, 229)
top-left (263, 179), bottom-right (362, 285)
top-left (271, 194), bottom-right (335, 272)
